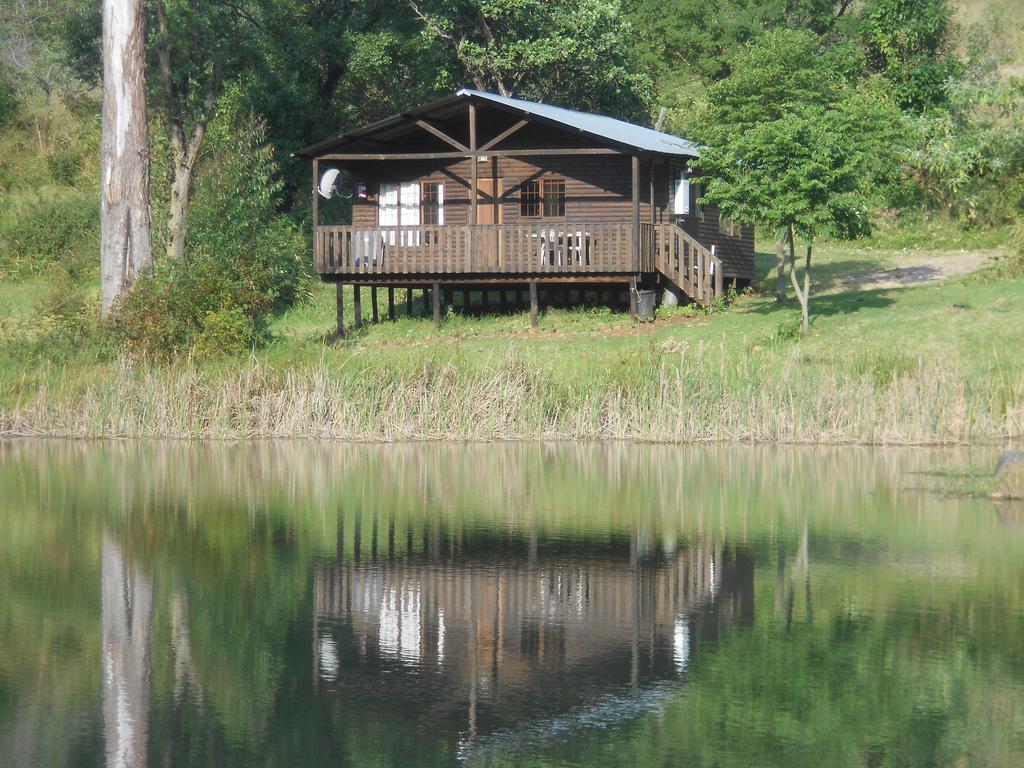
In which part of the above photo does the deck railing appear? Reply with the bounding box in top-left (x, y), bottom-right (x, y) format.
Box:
top-left (654, 223), bottom-right (724, 307)
top-left (314, 222), bottom-right (656, 276)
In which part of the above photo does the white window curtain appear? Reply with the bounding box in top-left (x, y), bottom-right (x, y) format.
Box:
top-left (436, 183), bottom-right (445, 225)
top-left (673, 169), bottom-right (690, 216)
top-left (379, 182), bottom-right (399, 245)
top-left (400, 181), bottom-right (420, 245)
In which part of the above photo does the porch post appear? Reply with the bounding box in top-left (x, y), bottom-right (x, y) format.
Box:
top-left (371, 287), bottom-right (379, 323)
top-left (529, 280), bottom-right (538, 328)
top-left (342, 282), bottom-right (350, 339)
top-left (388, 287), bottom-right (395, 320)
top-left (649, 158), bottom-right (656, 270)
top-left (432, 282), bottom-right (442, 324)
top-left (353, 286), bottom-right (362, 329)
top-left (470, 101), bottom-right (478, 225)
top-left (312, 158), bottom-right (319, 270)
top-left (469, 100), bottom-right (478, 268)
top-left (632, 155), bottom-right (640, 272)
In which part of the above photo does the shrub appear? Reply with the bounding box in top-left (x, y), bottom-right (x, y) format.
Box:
top-left (114, 91), bottom-right (311, 357)
top-left (0, 72), bottom-right (18, 128)
top-left (0, 281), bottom-right (100, 365)
top-left (194, 306), bottom-right (256, 357)
top-left (47, 149), bottom-right (83, 186)
top-left (0, 189), bottom-right (99, 280)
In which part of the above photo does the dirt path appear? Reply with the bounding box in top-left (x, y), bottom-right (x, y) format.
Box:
top-left (834, 249), bottom-right (999, 292)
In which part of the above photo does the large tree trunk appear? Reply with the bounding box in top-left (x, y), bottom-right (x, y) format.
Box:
top-left (100, 0), bottom-right (152, 315)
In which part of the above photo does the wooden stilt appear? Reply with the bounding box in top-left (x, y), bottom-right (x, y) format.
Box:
top-left (482, 290), bottom-right (490, 313)
top-left (422, 288), bottom-right (429, 315)
top-left (388, 287), bottom-right (395, 320)
top-left (529, 280), bottom-right (538, 328)
top-left (433, 282), bottom-right (441, 324)
top-left (371, 287), bottom-right (379, 323)
top-left (353, 286), bottom-right (362, 329)
top-left (406, 288), bottom-right (413, 317)
top-left (629, 277), bottom-right (638, 322)
top-left (335, 283), bottom-right (345, 339)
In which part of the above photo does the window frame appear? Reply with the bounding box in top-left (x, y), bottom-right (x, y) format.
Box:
top-left (420, 180), bottom-right (444, 226)
top-left (520, 177), bottom-right (566, 219)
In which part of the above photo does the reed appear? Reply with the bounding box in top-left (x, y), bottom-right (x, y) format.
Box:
top-left (2, 344), bottom-right (1021, 444)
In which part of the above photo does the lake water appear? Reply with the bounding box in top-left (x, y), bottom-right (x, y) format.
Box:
top-left (1, 440), bottom-right (1022, 767)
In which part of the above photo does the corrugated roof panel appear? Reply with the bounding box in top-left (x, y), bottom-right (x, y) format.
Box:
top-left (296, 90), bottom-right (701, 157)
top-left (456, 89), bottom-right (700, 158)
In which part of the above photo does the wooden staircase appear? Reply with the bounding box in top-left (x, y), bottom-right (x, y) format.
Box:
top-left (654, 224), bottom-right (724, 307)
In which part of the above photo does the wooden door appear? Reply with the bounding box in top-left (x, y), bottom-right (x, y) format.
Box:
top-left (476, 178), bottom-right (503, 266)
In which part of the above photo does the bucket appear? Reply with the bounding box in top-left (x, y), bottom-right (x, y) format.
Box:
top-left (636, 289), bottom-right (656, 322)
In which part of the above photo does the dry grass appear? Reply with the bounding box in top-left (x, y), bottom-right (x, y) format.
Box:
top-left (2, 346), bottom-right (1021, 445)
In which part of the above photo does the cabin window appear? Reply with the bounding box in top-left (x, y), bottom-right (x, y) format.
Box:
top-left (673, 170), bottom-right (690, 215)
top-left (719, 216), bottom-right (741, 238)
top-left (520, 180), bottom-right (542, 217)
top-left (544, 178), bottom-right (565, 217)
top-left (520, 178), bottom-right (565, 218)
top-left (378, 182), bottom-right (422, 227)
top-left (421, 181), bottom-right (444, 226)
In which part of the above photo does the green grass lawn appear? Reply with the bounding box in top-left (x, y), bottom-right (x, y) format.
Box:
top-left (260, 241), bottom-right (1021, 382)
top-left (1, 236), bottom-right (1021, 443)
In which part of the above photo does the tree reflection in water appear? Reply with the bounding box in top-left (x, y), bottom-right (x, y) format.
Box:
top-left (0, 440), bottom-right (1021, 767)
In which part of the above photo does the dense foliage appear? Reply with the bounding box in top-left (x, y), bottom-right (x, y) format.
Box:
top-left (113, 95), bottom-right (310, 357)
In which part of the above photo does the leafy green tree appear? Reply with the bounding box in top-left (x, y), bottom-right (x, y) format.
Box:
top-left (695, 30), bottom-right (906, 331)
top-left (626, 0), bottom-right (858, 104)
top-left (150, 0), bottom-right (257, 261)
top-left (861, 0), bottom-right (960, 112)
top-left (689, 28), bottom-right (840, 303)
top-left (242, 0), bottom-right (444, 209)
top-left (406, 0), bottom-right (652, 119)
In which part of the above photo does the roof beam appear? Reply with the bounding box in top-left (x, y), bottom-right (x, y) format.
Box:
top-left (479, 119), bottom-right (529, 152)
top-left (318, 147), bottom-right (623, 161)
top-left (413, 119), bottom-right (470, 153)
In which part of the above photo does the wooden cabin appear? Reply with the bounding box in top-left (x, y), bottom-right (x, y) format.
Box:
top-left (311, 530), bottom-right (754, 752)
top-left (296, 89), bottom-right (755, 333)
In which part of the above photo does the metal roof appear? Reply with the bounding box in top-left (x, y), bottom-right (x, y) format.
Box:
top-left (296, 90), bottom-right (700, 158)
top-left (455, 89), bottom-right (700, 158)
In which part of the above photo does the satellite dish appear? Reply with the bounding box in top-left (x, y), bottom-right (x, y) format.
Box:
top-left (318, 168), bottom-right (341, 198)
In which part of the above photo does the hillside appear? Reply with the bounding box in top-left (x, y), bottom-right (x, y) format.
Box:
top-left (954, 0), bottom-right (1024, 72)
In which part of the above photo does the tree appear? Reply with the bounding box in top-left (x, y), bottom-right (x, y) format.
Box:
top-left (150, 0), bottom-right (252, 261)
top-left (242, 0), bottom-right (442, 208)
top-left (861, 0), bottom-right (960, 112)
top-left (694, 31), bottom-right (905, 330)
top-left (626, 0), bottom-right (859, 100)
top-left (689, 29), bottom-right (841, 304)
top-left (100, 0), bottom-right (153, 314)
top-left (406, 0), bottom-right (651, 119)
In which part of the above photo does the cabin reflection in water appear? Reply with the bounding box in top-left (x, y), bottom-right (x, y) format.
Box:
top-left (312, 528), bottom-right (753, 746)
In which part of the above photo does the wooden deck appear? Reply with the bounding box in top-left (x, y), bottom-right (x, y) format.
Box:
top-left (315, 221), bottom-right (655, 276)
top-left (314, 221), bottom-right (725, 305)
